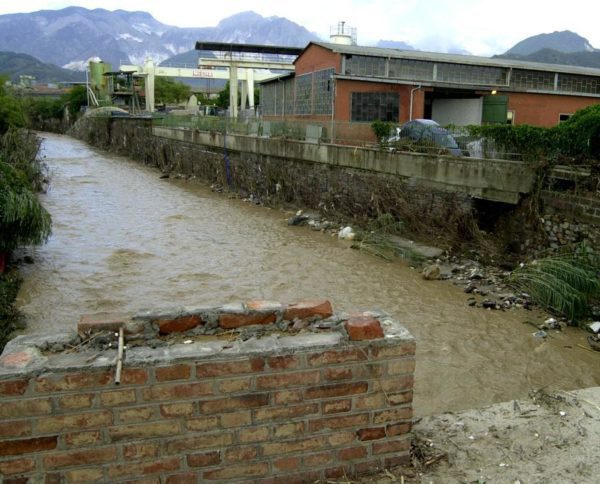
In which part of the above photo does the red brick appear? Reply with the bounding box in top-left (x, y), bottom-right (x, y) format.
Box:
top-left (323, 367), bottom-right (353, 381)
top-left (373, 407), bottom-right (413, 424)
top-left (354, 393), bottom-right (386, 410)
top-left (123, 443), bottom-right (160, 459)
top-left (218, 378), bottom-right (251, 393)
top-left (323, 399), bottom-right (352, 414)
top-left (372, 436), bottom-right (411, 454)
top-left (327, 431), bottom-right (356, 447)
top-left (108, 457), bottom-right (181, 478)
top-left (199, 394), bottom-right (268, 414)
top-left (64, 430), bottom-right (103, 447)
top-left (160, 402), bottom-right (194, 418)
top-left (384, 454), bottom-right (411, 467)
top-left (246, 300), bottom-right (284, 312)
top-left (196, 358), bottom-right (264, 377)
top-left (0, 435), bottom-right (58, 456)
top-left (64, 469), bottom-right (104, 482)
top-left (237, 427), bottom-right (269, 443)
top-left (386, 422), bottom-right (412, 436)
top-left (370, 342), bottom-right (416, 358)
top-left (339, 446), bottom-right (368, 460)
top-left (0, 398), bottom-right (51, 418)
top-left (36, 410), bottom-right (112, 433)
top-left (109, 421), bottom-right (181, 441)
top-left (355, 458), bottom-right (383, 474)
top-left (0, 351), bottom-right (34, 369)
top-left (35, 371), bottom-right (111, 392)
top-left (303, 452), bottom-right (334, 467)
top-left (120, 368), bottom-right (148, 385)
top-left (388, 391), bottom-right (413, 405)
top-left (273, 422), bottom-right (305, 439)
top-left (325, 466), bottom-right (351, 479)
top-left (267, 355), bottom-right (299, 369)
top-left (78, 312), bottom-right (129, 334)
top-left (186, 416), bottom-right (219, 432)
top-left (375, 375), bottom-right (414, 393)
top-left (101, 389), bottom-right (136, 406)
top-left (273, 390), bottom-right (303, 405)
top-left (57, 393), bottom-right (94, 409)
top-left (274, 456), bottom-right (300, 471)
top-left (155, 364), bottom-right (191, 381)
top-left (0, 458), bottom-right (35, 475)
top-left (202, 462), bottom-right (269, 480)
top-left (165, 473), bottom-right (197, 484)
top-left (165, 433), bottom-right (233, 454)
top-left (386, 358), bottom-right (416, 375)
top-left (43, 447), bottom-right (117, 469)
top-left (254, 403), bottom-right (319, 422)
top-left (3, 477), bottom-right (30, 484)
top-left (308, 348), bottom-right (366, 366)
top-left (283, 299), bottom-right (333, 320)
top-left (219, 312), bottom-right (276, 329)
top-left (256, 370), bottom-right (319, 389)
top-left (0, 420), bottom-right (31, 438)
top-left (261, 436), bottom-right (327, 456)
top-left (304, 382), bottom-right (369, 399)
top-left (308, 414), bottom-right (369, 432)
top-left (157, 315), bottom-right (202, 334)
top-left (357, 427), bottom-right (386, 441)
top-left (221, 411), bottom-right (252, 428)
top-left (344, 316), bottom-right (384, 340)
top-left (0, 379), bottom-right (28, 395)
top-left (187, 451), bottom-right (221, 467)
top-left (118, 406), bottom-right (155, 422)
top-left (225, 446), bottom-right (258, 462)
top-left (142, 382), bottom-right (212, 401)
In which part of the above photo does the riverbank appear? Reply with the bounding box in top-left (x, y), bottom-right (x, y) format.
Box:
top-left (359, 387), bottom-right (600, 483)
top-left (0, 268), bottom-right (22, 350)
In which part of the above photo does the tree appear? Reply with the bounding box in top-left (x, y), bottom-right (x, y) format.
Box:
top-left (154, 77), bottom-right (192, 104)
top-left (0, 80), bottom-right (26, 135)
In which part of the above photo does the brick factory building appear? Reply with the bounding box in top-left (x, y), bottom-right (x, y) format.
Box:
top-left (260, 41), bottom-right (600, 128)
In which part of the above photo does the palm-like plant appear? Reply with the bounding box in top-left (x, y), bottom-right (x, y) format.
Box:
top-left (508, 246), bottom-right (600, 321)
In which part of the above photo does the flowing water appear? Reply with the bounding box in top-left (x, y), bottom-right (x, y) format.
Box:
top-left (16, 132), bottom-right (600, 415)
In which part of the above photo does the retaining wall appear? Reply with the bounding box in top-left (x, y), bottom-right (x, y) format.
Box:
top-left (0, 299), bottom-right (415, 482)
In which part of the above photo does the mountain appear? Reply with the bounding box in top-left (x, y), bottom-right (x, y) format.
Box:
top-left (504, 30), bottom-right (596, 56)
top-left (0, 7), bottom-right (319, 71)
top-left (497, 48), bottom-right (600, 69)
top-left (375, 40), bottom-right (415, 51)
top-left (0, 51), bottom-right (85, 82)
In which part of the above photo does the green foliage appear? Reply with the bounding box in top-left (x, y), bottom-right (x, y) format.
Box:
top-left (508, 245), bottom-right (600, 321)
top-left (0, 79), bottom-right (26, 135)
top-left (557, 104), bottom-right (600, 159)
top-left (154, 77), bottom-right (192, 104)
top-left (216, 81), bottom-right (231, 109)
top-left (0, 129), bottom-right (45, 190)
top-left (0, 161), bottom-right (51, 251)
top-left (352, 214), bottom-right (407, 261)
top-left (371, 120), bottom-right (393, 143)
top-left (0, 270), bottom-right (23, 351)
top-left (65, 85), bottom-right (88, 116)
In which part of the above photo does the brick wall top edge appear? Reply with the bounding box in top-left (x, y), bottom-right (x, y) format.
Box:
top-left (0, 307), bottom-right (414, 379)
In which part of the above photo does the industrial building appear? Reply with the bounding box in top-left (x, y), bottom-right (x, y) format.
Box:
top-left (260, 27), bottom-right (600, 130)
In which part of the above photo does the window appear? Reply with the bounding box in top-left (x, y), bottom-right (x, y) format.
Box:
top-left (295, 73), bottom-right (312, 115)
top-left (557, 74), bottom-right (600, 95)
top-left (506, 110), bottom-right (515, 125)
top-left (345, 55), bottom-right (386, 77)
top-left (436, 63), bottom-right (508, 85)
top-left (511, 69), bottom-right (555, 91)
top-left (388, 59), bottom-right (433, 81)
top-left (313, 68), bottom-right (335, 115)
top-left (559, 113), bottom-right (572, 123)
top-left (351, 92), bottom-right (399, 122)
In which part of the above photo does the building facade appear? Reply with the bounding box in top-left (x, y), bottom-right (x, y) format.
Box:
top-left (260, 41), bottom-right (600, 128)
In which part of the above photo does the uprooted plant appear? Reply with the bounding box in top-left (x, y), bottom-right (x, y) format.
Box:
top-left (507, 244), bottom-right (600, 322)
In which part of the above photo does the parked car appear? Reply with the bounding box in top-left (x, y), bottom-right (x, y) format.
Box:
top-left (388, 119), bottom-right (463, 157)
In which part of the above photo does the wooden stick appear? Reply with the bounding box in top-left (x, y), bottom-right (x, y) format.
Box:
top-left (115, 327), bottom-right (124, 385)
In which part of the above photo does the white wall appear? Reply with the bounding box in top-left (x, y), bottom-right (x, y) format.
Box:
top-left (432, 98), bottom-right (483, 126)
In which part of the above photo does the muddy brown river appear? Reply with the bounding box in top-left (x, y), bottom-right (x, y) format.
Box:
top-left (16, 132), bottom-right (600, 415)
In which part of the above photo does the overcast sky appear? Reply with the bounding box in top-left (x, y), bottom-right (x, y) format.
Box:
top-left (1, 0), bottom-right (599, 56)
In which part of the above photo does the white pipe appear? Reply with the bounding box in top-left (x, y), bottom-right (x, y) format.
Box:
top-left (409, 85), bottom-right (422, 121)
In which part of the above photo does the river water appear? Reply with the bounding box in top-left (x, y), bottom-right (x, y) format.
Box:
top-left (16, 132), bottom-right (600, 415)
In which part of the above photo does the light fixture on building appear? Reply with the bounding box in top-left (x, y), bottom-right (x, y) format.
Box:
top-left (491, 89), bottom-right (498, 95)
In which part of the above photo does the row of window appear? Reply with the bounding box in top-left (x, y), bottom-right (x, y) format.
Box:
top-left (343, 54), bottom-right (600, 95)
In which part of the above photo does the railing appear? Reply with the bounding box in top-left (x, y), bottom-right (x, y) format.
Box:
top-left (154, 115), bottom-right (526, 160)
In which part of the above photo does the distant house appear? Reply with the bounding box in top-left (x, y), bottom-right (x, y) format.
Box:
top-left (260, 41), bottom-right (600, 130)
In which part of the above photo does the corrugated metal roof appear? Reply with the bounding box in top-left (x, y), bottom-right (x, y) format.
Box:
top-left (311, 41), bottom-right (600, 77)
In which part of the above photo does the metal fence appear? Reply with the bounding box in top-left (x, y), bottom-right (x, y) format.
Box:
top-left (154, 115), bottom-right (524, 160)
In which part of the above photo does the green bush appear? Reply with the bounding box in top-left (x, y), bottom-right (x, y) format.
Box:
top-left (371, 120), bottom-right (393, 143)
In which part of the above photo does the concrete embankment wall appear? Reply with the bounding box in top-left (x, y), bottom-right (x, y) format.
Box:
top-left (0, 300), bottom-right (415, 482)
top-left (70, 117), bottom-right (599, 253)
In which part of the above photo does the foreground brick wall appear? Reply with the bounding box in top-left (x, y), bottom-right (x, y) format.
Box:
top-left (0, 301), bottom-right (415, 482)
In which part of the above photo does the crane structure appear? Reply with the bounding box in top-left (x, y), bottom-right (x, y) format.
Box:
top-left (120, 41), bottom-right (301, 116)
